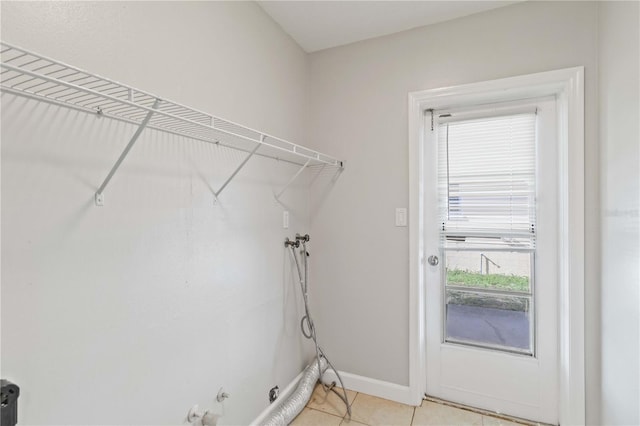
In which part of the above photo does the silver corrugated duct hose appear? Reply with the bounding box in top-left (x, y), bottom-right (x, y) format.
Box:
top-left (261, 356), bottom-right (328, 426)
top-left (264, 234), bottom-right (352, 425)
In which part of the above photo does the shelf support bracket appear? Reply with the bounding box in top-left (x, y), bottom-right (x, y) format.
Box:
top-left (274, 159), bottom-right (311, 201)
top-left (213, 139), bottom-right (262, 200)
top-left (94, 98), bottom-right (161, 206)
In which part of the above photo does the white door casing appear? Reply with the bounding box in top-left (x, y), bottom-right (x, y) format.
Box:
top-left (407, 67), bottom-right (585, 425)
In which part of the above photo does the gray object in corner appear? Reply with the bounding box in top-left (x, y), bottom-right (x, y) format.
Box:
top-left (1, 379), bottom-right (20, 426)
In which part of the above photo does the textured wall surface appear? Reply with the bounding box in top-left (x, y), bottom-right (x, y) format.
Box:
top-left (0, 2), bottom-right (320, 424)
top-left (307, 0), bottom-right (601, 415)
top-left (2, 1), bottom-right (638, 425)
top-left (598, 2), bottom-right (640, 424)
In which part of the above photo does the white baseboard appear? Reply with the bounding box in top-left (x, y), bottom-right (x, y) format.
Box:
top-left (250, 370), bottom-right (304, 426)
top-left (322, 370), bottom-right (416, 406)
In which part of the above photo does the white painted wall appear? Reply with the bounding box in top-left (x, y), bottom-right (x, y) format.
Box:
top-left (307, 0), bottom-right (603, 420)
top-left (598, 2), bottom-right (640, 425)
top-left (1, 2), bottom-right (319, 425)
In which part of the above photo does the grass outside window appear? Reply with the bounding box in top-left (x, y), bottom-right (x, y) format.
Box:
top-left (447, 269), bottom-right (529, 292)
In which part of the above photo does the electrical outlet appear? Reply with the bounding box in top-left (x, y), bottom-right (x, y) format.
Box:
top-left (269, 386), bottom-right (279, 403)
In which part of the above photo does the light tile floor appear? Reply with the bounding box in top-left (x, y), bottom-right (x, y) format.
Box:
top-left (291, 385), bottom-right (536, 426)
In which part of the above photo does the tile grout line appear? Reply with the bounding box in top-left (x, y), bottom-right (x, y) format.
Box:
top-left (307, 406), bottom-right (343, 419)
top-left (343, 391), bottom-right (359, 424)
top-left (340, 392), bottom-right (349, 423)
top-left (306, 386), bottom-right (361, 424)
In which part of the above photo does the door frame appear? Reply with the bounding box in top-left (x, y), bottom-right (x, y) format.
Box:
top-left (407, 67), bottom-right (585, 425)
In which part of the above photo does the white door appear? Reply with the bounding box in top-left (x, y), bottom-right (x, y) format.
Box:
top-left (424, 97), bottom-right (559, 424)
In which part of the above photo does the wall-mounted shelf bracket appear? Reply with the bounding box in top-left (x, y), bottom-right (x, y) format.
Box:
top-left (274, 159), bottom-right (311, 201)
top-left (94, 98), bottom-right (161, 206)
top-left (213, 137), bottom-right (262, 201)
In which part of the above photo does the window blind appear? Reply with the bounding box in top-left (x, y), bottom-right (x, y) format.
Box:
top-left (438, 113), bottom-right (536, 248)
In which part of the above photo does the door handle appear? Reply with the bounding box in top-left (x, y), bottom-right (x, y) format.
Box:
top-left (428, 255), bottom-right (439, 266)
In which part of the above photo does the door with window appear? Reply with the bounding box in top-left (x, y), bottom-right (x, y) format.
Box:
top-left (424, 98), bottom-right (558, 424)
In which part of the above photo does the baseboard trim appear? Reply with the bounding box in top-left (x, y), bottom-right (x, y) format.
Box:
top-left (250, 370), bottom-right (305, 426)
top-left (322, 370), bottom-right (415, 406)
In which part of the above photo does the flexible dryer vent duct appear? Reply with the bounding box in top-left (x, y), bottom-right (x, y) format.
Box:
top-left (262, 356), bottom-right (328, 426)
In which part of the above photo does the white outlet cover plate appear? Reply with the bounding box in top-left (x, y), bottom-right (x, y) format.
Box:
top-left (395, 208), bottom-right (407, 227)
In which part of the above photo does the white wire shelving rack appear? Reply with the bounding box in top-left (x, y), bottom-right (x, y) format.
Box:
top-left (0, 42), bottom-right (343, 205)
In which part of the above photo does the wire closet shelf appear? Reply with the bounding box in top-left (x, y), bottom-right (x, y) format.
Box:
top-left (0, 42), bottom-right (343, 204)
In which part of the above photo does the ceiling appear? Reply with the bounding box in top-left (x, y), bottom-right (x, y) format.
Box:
top-left (257, 1), bottom-right (519, 53)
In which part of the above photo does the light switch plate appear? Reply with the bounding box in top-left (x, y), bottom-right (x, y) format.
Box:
top-left (283, 211), bottom-right (289, 229)
top-left (395, 208), bottom-right (407, 227)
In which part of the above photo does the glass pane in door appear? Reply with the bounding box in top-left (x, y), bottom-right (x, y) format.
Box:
top-left (443, 250), bottom-right (534, 355)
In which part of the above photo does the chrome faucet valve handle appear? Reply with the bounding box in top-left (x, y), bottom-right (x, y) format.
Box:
top-left (216, 387), bottom-right (230, 402)
top-left (284, 238), bottom-right (300, 248)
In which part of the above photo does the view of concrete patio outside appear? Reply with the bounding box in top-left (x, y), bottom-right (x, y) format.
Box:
top-left (444, 250), bottom-right (533, 352)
